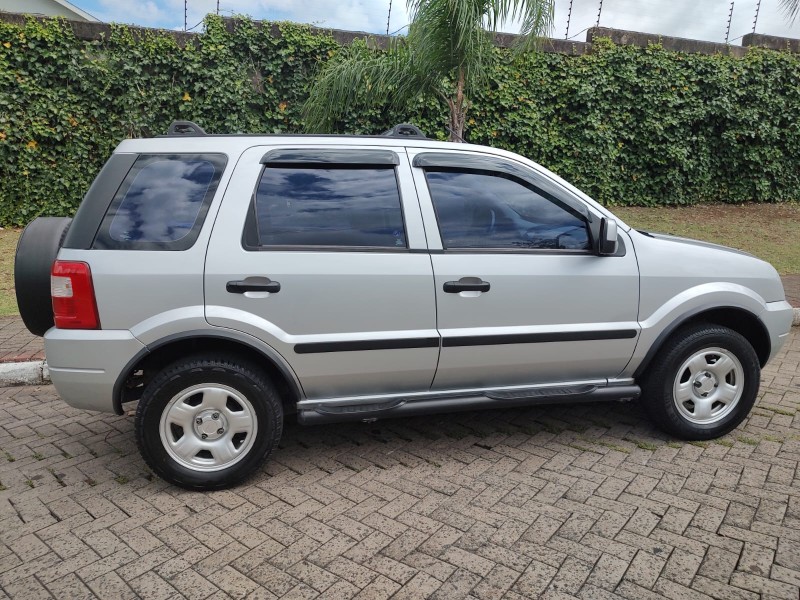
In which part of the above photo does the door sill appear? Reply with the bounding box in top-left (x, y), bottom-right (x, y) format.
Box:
top-left (297, 381), bottom-right (640, 425)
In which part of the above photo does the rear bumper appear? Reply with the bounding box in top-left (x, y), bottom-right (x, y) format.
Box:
top-left (44, 328), bottom-right (145, 413)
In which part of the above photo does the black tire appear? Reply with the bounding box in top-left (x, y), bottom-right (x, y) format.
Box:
top-left (14, 216), bottom-right (73, 336)
top-left (135, 355), bottom-right (283, 490)
top-left (640, 323), bottom-right (760, 440)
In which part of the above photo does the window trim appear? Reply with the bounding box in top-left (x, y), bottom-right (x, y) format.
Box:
top-left (92, 153), bottom-right (227, 251)
top-left (242, 162), bottom-right (410, 252)
top-left (422, 167), bottom-right (594, 253)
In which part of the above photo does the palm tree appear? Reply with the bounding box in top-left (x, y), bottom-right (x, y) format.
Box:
top-left (302, 0), bottom-right (554, 141)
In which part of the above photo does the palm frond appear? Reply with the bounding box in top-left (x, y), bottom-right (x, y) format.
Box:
top-left (780, 0), bottom-right (800, 23)
top-left (302, 39), bottom-right (426, 132)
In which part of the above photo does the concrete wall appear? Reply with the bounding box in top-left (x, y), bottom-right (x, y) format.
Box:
top-left (0, 11), bottom-right (798, 57)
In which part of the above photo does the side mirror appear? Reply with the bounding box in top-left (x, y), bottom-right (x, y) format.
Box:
top-left (598, 218), bottom-right (618, 256)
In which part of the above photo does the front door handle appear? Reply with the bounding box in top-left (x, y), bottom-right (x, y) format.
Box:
top-left (443, 279), bottom-right (490, 293)
top-left (226, 279), bottom-right (281, 294)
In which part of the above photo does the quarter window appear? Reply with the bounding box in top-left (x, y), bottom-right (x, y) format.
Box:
top-left (250, 166), bottom-right (406, 249)
top-left (94, 153), bottom-right (226, 250)
top-left (424, 169), bottom-right (590, 251)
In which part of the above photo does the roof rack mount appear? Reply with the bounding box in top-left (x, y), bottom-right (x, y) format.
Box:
top-left (381, 123), bottom-right (427, 139)
top-left (167, 121), bottom-right (207, 136)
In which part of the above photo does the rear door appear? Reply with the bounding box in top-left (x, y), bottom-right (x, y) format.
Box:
top-left (409, 149), bottom-right (640, 390)
top-left (205, 145), bottom-right (439, 400)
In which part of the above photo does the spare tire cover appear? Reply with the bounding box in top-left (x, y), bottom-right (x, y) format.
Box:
top-left (14, 217), bottom-right (73, 337)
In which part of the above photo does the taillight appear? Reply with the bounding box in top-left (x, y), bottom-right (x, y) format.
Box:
top-left (51, 261), bottom-right (100, 330)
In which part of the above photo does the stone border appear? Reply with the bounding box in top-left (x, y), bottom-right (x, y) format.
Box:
top-left (0, 360), bottom-right (49, 387)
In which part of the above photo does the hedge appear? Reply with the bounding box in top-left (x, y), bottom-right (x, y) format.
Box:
top-left (0, 15), bottom-right (798, 225)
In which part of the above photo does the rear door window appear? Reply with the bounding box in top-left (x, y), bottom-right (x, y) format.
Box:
top-left (94, 153), bottom-right (227, 250)
top-left (246, 165), bottom-right (407, 249)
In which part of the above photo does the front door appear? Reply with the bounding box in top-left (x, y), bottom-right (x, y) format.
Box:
top-left (205, 145), bottom-right (438, 399)
top-left (409, 149), bottom-right (641, 391)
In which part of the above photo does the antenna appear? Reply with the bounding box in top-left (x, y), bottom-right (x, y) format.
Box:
top-left (725, 1), bottom-right (734, 44)
top-left (752, 0), bottom-right (762, 33)
top-left (216, 0), bottom-right (220, 15)
top-left (386, 0), bottom-right (393, 35)
top-left (184, 0), bottom-right (188, 31)
top-left (565, 0), bottom-right (574, 39)
top-left (595, 0), bottom-right (604, 28)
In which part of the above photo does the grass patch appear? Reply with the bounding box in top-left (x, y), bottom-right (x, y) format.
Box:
top-left (32, 452), bottom-right (44, 461)
top-left (688, 441), bottom-right (709, 448)
top-left (737, 435), bottom-right (759, 446)
top-left (714, 439), bottom-right (735, 447)
top-left (4, 452), bottom-right (14, 462)
top-left (615, 204), bottom-right (800, 274)
top-left (758, 406), bottom-right (795, 416)
top-left (0, 229), bottom-right (19, 317)
top-left (114, 475), bottom-right (129, 485)
top-left (595, 440), bottom-right (631, 453)
top-left (763, 435), bottom-right (782, 442)
top-left (625, 438), bottom-right (659, 451)
top-left (666, 441), bottom-right (683, 449)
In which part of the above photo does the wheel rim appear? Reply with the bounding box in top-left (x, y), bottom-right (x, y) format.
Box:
top-left (159, 384), bottom-right (258, 472)
top-left (672, 347), bottom-right (744, 425)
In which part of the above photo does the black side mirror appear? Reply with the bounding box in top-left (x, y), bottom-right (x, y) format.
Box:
top-left (598, 218), bottom-right (619, 255)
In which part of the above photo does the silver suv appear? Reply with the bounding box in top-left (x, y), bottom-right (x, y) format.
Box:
top-left (14, 121), bottom-right (794, 489)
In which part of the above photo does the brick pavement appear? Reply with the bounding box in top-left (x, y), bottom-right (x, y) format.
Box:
top-left (0, 317), bottom-right (44, 363)
top-left (0, 330), bottom-right (797, 599)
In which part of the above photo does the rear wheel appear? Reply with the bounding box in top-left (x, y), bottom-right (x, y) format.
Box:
top-left (640, 323), bottom-right (760, 440)
top-left (135, 355), bottom-right (283, 490)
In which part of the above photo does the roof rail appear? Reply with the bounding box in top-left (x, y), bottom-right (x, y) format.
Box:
top-left (166, 121), bottom-right (207, 136)
top-left (381, 123), bottom-right (427, 139)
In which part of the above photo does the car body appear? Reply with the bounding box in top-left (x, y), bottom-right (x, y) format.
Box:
top-left (17, 122), bottom-right (794, 489)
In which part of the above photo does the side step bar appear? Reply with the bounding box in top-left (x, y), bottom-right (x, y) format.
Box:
top-left (297, 384), bottom-right (640, 426)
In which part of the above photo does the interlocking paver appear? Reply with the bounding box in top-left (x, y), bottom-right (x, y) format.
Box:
top-left (0, 328), bottom-right (797, 598)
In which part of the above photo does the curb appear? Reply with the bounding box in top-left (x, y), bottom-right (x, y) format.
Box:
top-left (0, 311), bottom-right (796, 388)
top-left (0, 360), bottom-right (49, 387)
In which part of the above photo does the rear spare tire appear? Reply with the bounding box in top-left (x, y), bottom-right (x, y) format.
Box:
top-left (15, 217), bottom-right (73, 336)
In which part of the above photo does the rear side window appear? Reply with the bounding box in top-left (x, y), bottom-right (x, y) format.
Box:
top-left (94, 154), bottom-right (227, 250)
top-left (247, 166), bottom-right (406, 249)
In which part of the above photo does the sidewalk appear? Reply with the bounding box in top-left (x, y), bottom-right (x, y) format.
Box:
top-left (1, 275), bottom-right (798, 365)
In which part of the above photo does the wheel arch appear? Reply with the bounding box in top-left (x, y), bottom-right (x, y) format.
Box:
top-left (633, 306), bottom-right (771, 379)
top-left (114, 329), bottom-right (303, 416)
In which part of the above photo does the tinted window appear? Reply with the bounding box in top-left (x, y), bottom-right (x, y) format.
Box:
top-left (425, 170), bottom-right (590, 251)
top-left (252, 166), bottom-right (406, 248)
top-left (94, 154), bottom-right (226, 250)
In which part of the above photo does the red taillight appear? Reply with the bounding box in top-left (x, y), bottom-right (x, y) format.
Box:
top-left (51, 261), bottom-right (100, 330)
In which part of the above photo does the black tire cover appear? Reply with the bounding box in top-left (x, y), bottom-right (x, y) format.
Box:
top-left (14, 217), bottom-right (73, 337)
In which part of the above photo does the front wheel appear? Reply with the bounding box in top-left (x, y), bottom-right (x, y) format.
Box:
top-left (135, 356), bottom-right (283, 490)
top-left (640, 323), bottom-right (760, 440)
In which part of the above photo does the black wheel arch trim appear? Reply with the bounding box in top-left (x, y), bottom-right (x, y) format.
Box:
top-left (113, 328), bottom-right (304, 415)
top-left (632, 304), bottom-right (771, 379)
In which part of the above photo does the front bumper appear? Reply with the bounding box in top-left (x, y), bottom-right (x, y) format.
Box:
top-left (45, 328), bottom-right (145, 413)
top-left (763, 300), bottom-right (795, 363)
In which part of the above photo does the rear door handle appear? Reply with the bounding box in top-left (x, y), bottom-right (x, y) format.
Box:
top-left (443, 280), bottom-right (490, 293)
top-left (226, 279), bottom-right (281, 294)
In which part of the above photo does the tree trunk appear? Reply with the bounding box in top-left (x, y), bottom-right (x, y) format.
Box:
top-left (447, 67), bottom-right (467, 142)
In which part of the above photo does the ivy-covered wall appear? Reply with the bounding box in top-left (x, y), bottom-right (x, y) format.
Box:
top-left (1, 15), bottom-right (798, 225)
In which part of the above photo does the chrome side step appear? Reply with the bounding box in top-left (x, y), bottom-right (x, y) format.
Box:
top-left (297, 384), bottom-right (640, 426)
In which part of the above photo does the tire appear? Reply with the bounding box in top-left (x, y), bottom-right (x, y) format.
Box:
top-left (14, 216), bottom-right (73, 336)
top-left (640, 323), bottom-right (760, 440)
top-left (135, 355), bottom-right (283, 490)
